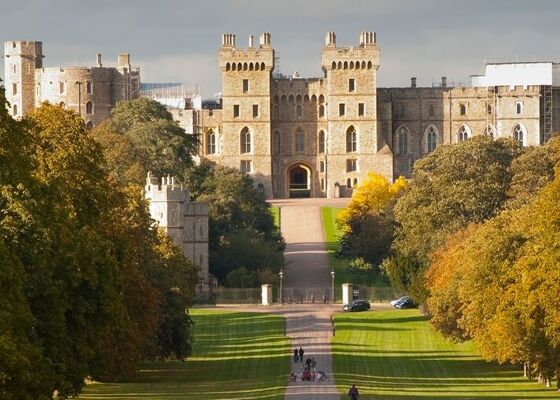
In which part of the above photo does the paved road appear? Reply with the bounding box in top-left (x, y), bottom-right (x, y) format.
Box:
top-left (270, 198), bottom-right (349, 399)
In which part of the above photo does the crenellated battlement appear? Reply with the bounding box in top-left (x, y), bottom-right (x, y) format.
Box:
top-left (219, 32), bottom-right (274, 72)
top-left (321, 31), bottom-right (379, 71)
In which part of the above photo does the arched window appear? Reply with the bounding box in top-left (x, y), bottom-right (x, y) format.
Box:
top-left (273, 131), bottom-right (281, 155)
top-left (397, 125), bottom-right (409, 154)
top-left (240, 127), bottom-right (251, 153)
top-left (513, 124), bottom-right (525, 147)
top-left (484, 124), bottom-right (495, 139)
top-left (353, 178), bottom-right (358, 187)
top-left (86, 81), bottom-right (92, 94)
top-left (232, 63), bottom-right (236, 71)
top-left (425, 125), bottom-right (438, 153)
top-left (226, 63), bottom-right (231, 71)
top-left (13, 104), bottom-right (17, 116)
top-left (318, 130), bottom-right (325, 154)
top-left (85, 101), bottom-right (93, 115)
top-left (346, 126), bottom-right (357, 153)
top-left (85, 121), bottom-right (94, 130)
top-left (347, 178), bottom-right (352, 187)
top-left (318, 95), bottom-right (325, 104)
top-left (457, 124), bottom-right (471, 142)
top-left (206, 130), bottom-right (216, 154)
top-left (318, 104), bottom-right (325, 118)
top-left (331, 61), bottom-right (336, 70)
top-left (296, 104), bottom-right (303, 118)
top-left (295, 129), bottom-right (304, 153)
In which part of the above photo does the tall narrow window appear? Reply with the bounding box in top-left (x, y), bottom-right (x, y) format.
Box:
top-left (320, 161), bottom-right (325, 173)
top-left (318, 130), bottom-right (325, 154)
top-left (319, 104), bottom-right (325, 118)
top-left (240, 160), bottom-right (252, 173)
top-left (426, 125), bottom-right (437, 153)
top-left (295, 129), bottom-right (304, 153)
top-left (458, 124), bottom-right (470, 141)
top-left (243, 79), bottom-right (249, 93)
top-left (358, 103), bottom-right (365, 116)
top-left (484, 125), bottom-right (495, 139)
top-left (233, 104), bottom-right (240, 118)
top-left (513, 124), bottom-right (524, 147)
top-left (459, 103), bottom-right (467, 115)
top-left (85, 101), bottom-right (93, 115)
top-left (349, 78), bottom-right (355, 92)
top-left (253, 104), bottom-right (259, 118)
top-left (273, 131), bottom-right (281, 155)
top-left (59, 81), bottom-right (65, 94)
top-left (86, 81), bottom-right (92, 94)
top-left (321, 178), bottom-right (325, 191)
top-left (399, 103), bottom-right (405, 118)
top-left (240, 127), bottom-right (251, 153)
top-left (339, 103), bottom-right (345, 117)
top-left (429, 104), bottom-right (434, 117)
top-left (13, 104), bottom-right (17, 116)
top-left (346, 159), bottom-right (357, 172)
top-left (516, 102), bottom-right (523, 114)
top-left (296, 104), bottom-right (303, 118)
top-left (487, 103), bottom-right (492, 115)
top-left (273, 105), bottom-right (279, 118)
top-left (397, 126), bottom-right (408, 154)
top-left (206, 130), bottom-right (216, 154)
top-left (346, 126), bottom-right (357, 153)
top-left (12, 83), bottom-right (17, 95)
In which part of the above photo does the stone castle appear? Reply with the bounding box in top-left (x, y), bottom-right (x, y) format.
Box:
top-left (4, 34), bottom-right (560, 200)
top-left (3, 40), bottom-right (140, 128)
top-left (144, 173), bottom-right (209, 287)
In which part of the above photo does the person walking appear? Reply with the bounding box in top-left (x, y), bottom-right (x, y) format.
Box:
top-left (293, 348), bottom-right (299, 363)
top-left (299, 347), bottom-right (304, 363)
top-left (348, 384), bottom-right (359, 399)
top-left (310, 357), bottom-right (316, 372)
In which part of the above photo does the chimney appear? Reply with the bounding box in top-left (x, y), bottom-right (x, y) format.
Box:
top-left (411, 77), bottom-right (417, 88)
top-left (441, 76), bottom-right (447, 88)
top-left (118, 53), bottom-right (131, 69)
top-left (249, 35), bottom-right (254, 48)
top-left (359, 32), bottom-right (376, 47)
top-left (259, 32), bottom-right (271, 47)
top-left (222, 34), bottom-right (236, 47)
top-left (96, 53), bottom-right (102, 67)
top-left (325, 32), bottom-right (336, 47)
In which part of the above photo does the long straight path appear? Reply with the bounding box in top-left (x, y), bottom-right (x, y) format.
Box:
top-left (271, 198), bottom-right (349, 400)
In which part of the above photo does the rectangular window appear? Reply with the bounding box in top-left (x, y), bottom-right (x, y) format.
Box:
top-left (516, 101), bottom-right (523, 114)
top-left (86, 81), bottom-right (92, 95)
top-left (243, 79), bottom-right (249, 93)
top-left (339, 103), bottom-right (346, 117)
top-left (346, 159), bottom-right (357, 172)
top-left (12, 64), bottom-right (16, 74)
top-left (25, 64), bottom-right (31, 75)
top-left (399, 103), bottom-right (405, 118)
top-left (349, 78), bottom-right (355, 92)
top-left (460, 103), bottom-right (467, 115)
top-left (253, 104), bottom-right (259, 118)
top-left (240, 160), bottom-right (252, 174)
top-left (233, 104), bottom-right (240, 118)
top-left (429, 104), bottom-right (434, 117)
top-left (320, 161), bottom-right (325, 173)
top-left (358, 103), bottom-right (365, 116)
top-left (12, 83), bottom-right (17, 96)
top-left (59, 81), bottom-right (65, 94)
top-left (487, 104), bottom-right (492, 115)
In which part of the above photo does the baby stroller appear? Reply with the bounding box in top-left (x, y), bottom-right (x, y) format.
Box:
top-left (316, 370), bottom-right (328, 381)
top-left (301, 369), bottom-right (313, 381)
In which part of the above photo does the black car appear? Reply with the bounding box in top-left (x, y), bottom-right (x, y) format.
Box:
top-left (394, 298), bottom-right (417, 309)
top-left (343, 299), bottom-right (371, 312)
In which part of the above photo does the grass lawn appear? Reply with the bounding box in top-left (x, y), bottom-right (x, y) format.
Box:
top-left (270, 205), bottom-right (280, 229)
top-left (332, 309), bottom-right (558, 399)
top-left (80, 309), bottom-right (290, 400)
top-left (321, 206), bottom-right (352, 288)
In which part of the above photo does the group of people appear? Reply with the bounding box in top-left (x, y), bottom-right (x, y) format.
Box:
top-left (289, 347), bottom-right (328, 382)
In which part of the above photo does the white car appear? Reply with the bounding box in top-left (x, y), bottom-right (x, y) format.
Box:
top-left (390, 296), bottom-right (411, 307)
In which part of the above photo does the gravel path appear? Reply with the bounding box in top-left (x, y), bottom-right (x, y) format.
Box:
top-left (274, 199), bottom-right (349, 399)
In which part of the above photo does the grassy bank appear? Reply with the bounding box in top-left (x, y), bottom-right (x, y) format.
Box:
top-left (80, 309), bottom-right (290, 400)
top-left (332, 309), bottom-right (558, 399)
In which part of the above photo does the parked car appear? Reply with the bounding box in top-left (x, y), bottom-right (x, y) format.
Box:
top-left (390, 296), bottom-right (411, 307)
top-left (343, 299), bottom-right (371, 312)
top-left (394, 298), bottom-right (417, 309)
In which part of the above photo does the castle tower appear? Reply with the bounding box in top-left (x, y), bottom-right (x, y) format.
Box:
top-left (321, 32), bottom-right (391, 196)
top-left (144, 173), bottom-right (209, 289)
top-left (218, 33), bottom-right (275, 197)
top-left (4, 40), bottom-right (43, 118)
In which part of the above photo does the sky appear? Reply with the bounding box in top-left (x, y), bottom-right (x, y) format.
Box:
top-left (1, 0), bottom-right (559, 97)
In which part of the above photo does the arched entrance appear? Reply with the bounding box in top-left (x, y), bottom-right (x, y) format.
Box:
top-left (287, 164), bottom-right (311, 198)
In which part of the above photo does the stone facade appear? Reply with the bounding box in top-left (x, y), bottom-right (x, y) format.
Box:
top-left (194, 32), bottom-right (558, 196)
top-left (4, 40), bottom-right (140, 127)
top-left (144, 173), bottom-right (209, 288)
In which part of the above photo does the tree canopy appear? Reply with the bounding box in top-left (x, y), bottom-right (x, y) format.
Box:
top-left (0, 98), bottom-right (199, 399)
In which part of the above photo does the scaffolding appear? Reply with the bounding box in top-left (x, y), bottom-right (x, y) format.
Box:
top-left (542, 85), bottom-right (553, 142)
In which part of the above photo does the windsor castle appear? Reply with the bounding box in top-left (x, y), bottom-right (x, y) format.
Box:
top-left (4, 33), bottom-right (560, 200)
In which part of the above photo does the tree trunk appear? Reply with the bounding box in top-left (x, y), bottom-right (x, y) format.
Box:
top-left (556, 368), bottom-right (560, 391)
